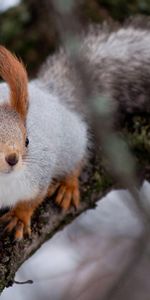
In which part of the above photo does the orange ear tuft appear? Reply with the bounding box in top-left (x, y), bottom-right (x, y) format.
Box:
top-left (0, 46), bottom-right (28, 121)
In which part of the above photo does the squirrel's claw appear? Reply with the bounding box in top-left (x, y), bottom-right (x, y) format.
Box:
top-left (55, 182), bottom-right (80, 210)
top-left (47, 174), bottom-right (80, 210)
top-left (0, 210), bottom-right (31, 240)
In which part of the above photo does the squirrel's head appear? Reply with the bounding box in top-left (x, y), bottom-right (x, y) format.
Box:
top-left (0, 46), bottom-right (28, 174)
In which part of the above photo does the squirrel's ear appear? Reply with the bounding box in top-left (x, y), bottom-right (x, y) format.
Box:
top-left (0, 46), bottom-right (28, 121)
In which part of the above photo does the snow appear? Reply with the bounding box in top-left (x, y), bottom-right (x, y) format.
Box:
top-left (1, 181), bottom-right (150, 300)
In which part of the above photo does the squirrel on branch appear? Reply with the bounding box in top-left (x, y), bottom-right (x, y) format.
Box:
top-left (0, 23), bottom-right (150, 239)
top-left (0, 46), bottom-right (87, 240)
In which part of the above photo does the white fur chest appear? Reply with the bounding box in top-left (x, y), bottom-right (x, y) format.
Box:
top-left (0, 168), bottom-right (39, 208)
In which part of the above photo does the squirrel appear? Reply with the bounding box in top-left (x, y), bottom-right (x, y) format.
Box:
top-left (0, 22), bottom-right (150, 239)
top-left (0, 46), bottom-right (88, 240)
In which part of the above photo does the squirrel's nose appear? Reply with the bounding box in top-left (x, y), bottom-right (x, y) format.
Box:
top-left (5, 153), bottom-right (19, 166)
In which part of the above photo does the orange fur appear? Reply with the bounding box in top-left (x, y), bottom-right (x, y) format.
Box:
top-left (0, 196), bottom-right (44, 240)
top-left (0, 46), bottom-right (28, 120)
top-left (47, 168), bottom-right (81, 210)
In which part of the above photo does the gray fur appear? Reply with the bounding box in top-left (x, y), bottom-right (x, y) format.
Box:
top-left (39, 24), bottom-right (150, 115)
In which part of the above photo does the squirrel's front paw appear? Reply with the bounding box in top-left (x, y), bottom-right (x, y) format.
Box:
top-left (0, 207), bottom-right (31, 240)
top-left (47, 174), bottom-right (80, 210)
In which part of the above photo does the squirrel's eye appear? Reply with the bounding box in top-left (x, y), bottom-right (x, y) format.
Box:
top-left (25, 137), bottom-right (29, 147)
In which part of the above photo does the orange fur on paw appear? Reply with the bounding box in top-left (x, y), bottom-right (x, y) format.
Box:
top-left (47, 174), bottom-right (80, 210)
top-left (0, 203), bottom-right (32, 240)
top-left (0, 196), bottom-right (44, 240)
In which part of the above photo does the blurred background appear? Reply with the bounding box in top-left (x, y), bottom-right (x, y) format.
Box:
top-left (1, 0), bottom-right (150, 77)
top-left (0, 1), bottom-right (150, 300)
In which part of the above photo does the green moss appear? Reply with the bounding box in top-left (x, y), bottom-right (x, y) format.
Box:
top-left (92, 170), bottom-right (112, 192)
top-left (123, 116), bottom-right (150, 166)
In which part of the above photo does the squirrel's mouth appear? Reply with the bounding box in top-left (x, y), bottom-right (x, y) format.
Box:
top-left (0, 167), bottom-right (23, 176)
top-left (0, 162), bottom-right (23, 175)
top-left (0, 168), bottom-right (14, 175)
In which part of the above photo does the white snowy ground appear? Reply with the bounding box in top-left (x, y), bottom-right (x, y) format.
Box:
top-left (1, 181), bottom-right (150, 300)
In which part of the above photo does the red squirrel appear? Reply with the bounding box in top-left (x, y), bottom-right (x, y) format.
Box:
top-left (0, 46), bottom-right (87, 240)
